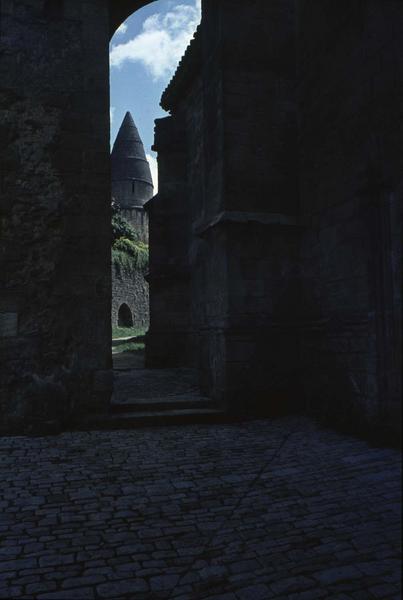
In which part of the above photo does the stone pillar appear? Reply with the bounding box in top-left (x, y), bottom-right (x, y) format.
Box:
top-left (145, 116), bottom-right (194, 367)
top-left (196, 0), bottom-right (299, 414)
top-left (0, 0), bottom-right (113, 431)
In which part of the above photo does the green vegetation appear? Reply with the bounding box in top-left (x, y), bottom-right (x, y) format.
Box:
top-left (112, 325), bottom-right (146, 340)
top-left (112, 212), bottom-right (139, 244)
top-left (111, 202), bottom-right (149, 346)
top-left (111, 204), bottom-right (149, 275)
top-left (112, 237), bottom-right (148, 273)
top-left (112, 340), bottom-right (145, 355)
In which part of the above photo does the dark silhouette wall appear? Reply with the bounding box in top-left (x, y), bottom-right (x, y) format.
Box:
top-left (297, 0), bottom-right (402, 433)
top-left (0, 1), bottom-right (155, 431)
top-left (1, 0), bottom-right (112, 430)
top-left (147, 0), bottom-right (402, 436)
top-left (0, 0), bottom-right (401, 439)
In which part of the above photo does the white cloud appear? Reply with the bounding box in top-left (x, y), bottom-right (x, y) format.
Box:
top-left (110, 0), bottom-right (201, 81)
top-left (110, 106), bottom-right (115, 125)
top-left (147, 153), bottom-right (158, 194)
top-left (115, 22), bottom-right (128, 36)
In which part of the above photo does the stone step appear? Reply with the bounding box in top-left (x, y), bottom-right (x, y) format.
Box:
top-left (80, 407), bottom-right (226, 430)
top-left (111, 395), bottom-right (214, 413)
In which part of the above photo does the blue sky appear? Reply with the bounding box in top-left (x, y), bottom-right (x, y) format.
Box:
top-left (109, 0), bottom-right (201, 190)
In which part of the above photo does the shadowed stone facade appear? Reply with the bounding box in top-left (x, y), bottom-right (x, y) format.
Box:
top-left (147, 0), bottom-right (402, 439)
top-left (0, 0), bottom-right (401, 440)
top-left (111, 112), bottom-right (152, 331)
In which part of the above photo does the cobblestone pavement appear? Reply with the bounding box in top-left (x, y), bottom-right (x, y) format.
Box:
top-left (0, 417), bottom-right (401, 599)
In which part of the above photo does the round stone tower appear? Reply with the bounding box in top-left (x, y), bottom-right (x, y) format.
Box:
top-left (111, 111), bottom-right (153, 331)
top-left (111, 111), bottom-right (154, 239)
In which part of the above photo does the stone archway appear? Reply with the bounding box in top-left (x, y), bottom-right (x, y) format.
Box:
top-left (109, 1), bottom-right (157, 38)
top-left (118, 303), bottom-right (134, 328)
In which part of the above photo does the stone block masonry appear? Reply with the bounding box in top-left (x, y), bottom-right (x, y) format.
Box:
top-left (0, 0), bottom-right (114, 431)
top-left (111, 263), bottom-right (149, 331)
top-left (147, 0), bottom-right (402, 439)
top-left (0, 418), bottom-right (400, 598)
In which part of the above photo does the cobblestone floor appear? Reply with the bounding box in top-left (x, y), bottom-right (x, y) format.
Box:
top-left (0, 417), bottom-right (401, 599)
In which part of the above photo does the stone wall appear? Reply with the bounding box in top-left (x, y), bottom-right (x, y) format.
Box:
top-left (297, 0), bottom-right (402, 435)
top-left (111, 263), bottom-right (149, 331)
top-left (149, 0), bottom-right (402, 438)
top-left (151, 0), bottom-right (300, 413)
top-left (121, 207), bottom-right (148, 243)
top-left (0, 0), bottom-right (114, 432)
top-left (145, 114), bottom-right (194, 368)
top-left (0, 0), bottom-right (159, 432)
top-left (220, 0), bottom-right (298, 414)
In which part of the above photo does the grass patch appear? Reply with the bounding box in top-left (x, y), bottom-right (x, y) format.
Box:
top-left (112, 326), bottom-right (147, 340)
top-left (112, 341), bottom-right (145, 355)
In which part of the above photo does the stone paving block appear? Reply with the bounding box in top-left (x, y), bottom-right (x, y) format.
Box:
top-left (236, 583), bottom-right (271, 599)
top-left (61, 575), bottom-right (106, 588)
top-left (0, 546), bottom-right (22, 558)
top-left (313, 565), bottom-right (364, 585)
top-left (97, 579), bottom-right (149, 597)
top-left (180, 571), bottom-right (200, 585)
top-left (369, 584), bottom-right (400, 598)
top-left (206, 594), bottom-right (237, 600)
top-left (150, 574), bottom-right (180, 591)
top-left (38, 554), bottom-right (75, 567)
top-left (0, 557), bottom-right (38, 573)
top-left (269, 575), bottom-right (315, 595)
top-left (38, 588), bottom-right (95, 599)
top-left (288, 590), bottom-right (327, 600)
top-left (25, 582), bottom-right (57, 595)
top-left (0, 586), bottom-right (22, 599)
top-left (229, 559), bottom-right (260, 574)
top-left (0, 418), bottom-right (401, 599)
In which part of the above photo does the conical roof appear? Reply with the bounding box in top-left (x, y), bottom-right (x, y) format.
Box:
top-left (111, 111), bottom-right (153, 187)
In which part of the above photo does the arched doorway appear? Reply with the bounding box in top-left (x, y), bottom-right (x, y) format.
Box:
top-left (110, 0), bottom-right (200, 351)
top-left (109, 0), bottom-right (206, 410)
top-left (118, 303), bottom-right (134, 328)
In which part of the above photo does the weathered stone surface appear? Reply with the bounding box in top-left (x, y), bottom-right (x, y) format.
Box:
top-left (1, 417), bottom-right (399, 597)
top-left (148, 0), bottom-right (402, 439)
top-left (0, 0), bottom-right (113, 431)
top-left (297, 0), bottom-right (402, 439)
top-left (0, 313), bottom-right (18, 338)
top-left (111, 265), bottom-right (149, 331)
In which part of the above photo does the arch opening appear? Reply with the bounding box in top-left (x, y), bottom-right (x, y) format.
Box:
top-left (118, 303), bottom-right (134, 328)
top-left (109, 1), bottom-right (157, 38)
top-left (110, 0), bottom-right (201, 382)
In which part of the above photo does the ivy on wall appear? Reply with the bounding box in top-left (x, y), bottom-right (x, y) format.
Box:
top-left (111, 201), bottom-right (149, 275)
